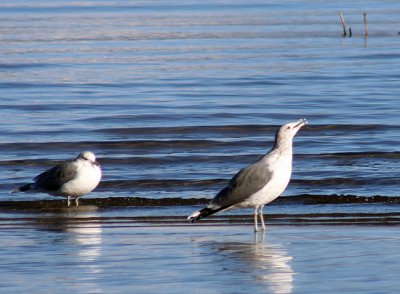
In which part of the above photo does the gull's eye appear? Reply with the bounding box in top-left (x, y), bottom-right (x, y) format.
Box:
top-left (286, 126), bottom-right (291, 130)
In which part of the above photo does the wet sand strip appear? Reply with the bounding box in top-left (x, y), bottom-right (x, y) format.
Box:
top-left (2, 194), bottom-right (400, 210)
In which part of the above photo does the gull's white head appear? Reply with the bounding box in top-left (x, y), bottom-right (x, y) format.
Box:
top-left (274, 118), bottom-right (307, 148)
top-left (78, 151), bottom-right (97, 163)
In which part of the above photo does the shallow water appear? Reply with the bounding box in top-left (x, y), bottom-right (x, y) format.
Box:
top-left (1, 0), bottom-right (400, 292)
top-left (2, 219), bottom-right (400, 293)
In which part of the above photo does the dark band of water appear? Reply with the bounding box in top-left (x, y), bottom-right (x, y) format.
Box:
top-left (2, 194), bottom-right (400, 227)
top-left (2, 194), bottom-right (400, 210)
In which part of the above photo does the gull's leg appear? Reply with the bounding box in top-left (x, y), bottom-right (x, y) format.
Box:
top-left (67, 196), bottom-right (71, 207)
top-left (254, 231), bottom-right (259, 244)
top-left (75, 197), bottom-right (79, 207)
top-left (260, 230), bottom-right (265, 242)
top-left (259, 205), bottom-right (266, 231)
top-left (254, 206), bottom-right (259, 232)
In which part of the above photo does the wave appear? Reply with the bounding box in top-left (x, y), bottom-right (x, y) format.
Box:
top-left (291, 177), bottom-right (399, 187)
top-left (1, 143), bottom-right (400, 160)
top-left (91, 123), bottom-right (399, 135)
top-left (2, 123), bottom-right (396, 137)
top-left (277, 194), bottom-right (400, 204)
top-left (98, 179), bottom-right (225, 190)
top-left (5, 175), bottom-right (399, 193)
top-left (0, 140), bottom-right (249, 152)
top-left (97, 177), bottom-right (400, 191)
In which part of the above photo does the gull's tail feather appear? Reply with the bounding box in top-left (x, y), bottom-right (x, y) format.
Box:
top-left (10, 183), bottom-right (33, 193)
top-left (187, 206), bottom-right (228, 223)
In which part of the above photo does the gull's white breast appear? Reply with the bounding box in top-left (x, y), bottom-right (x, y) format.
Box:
top-left (61, 160), bottom-right (101, 196)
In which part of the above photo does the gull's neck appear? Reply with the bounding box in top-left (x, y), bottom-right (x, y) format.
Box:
top-left (259, 136), bottom-right (293, 165)
top-left (273, 136), bottom-right (294, 155)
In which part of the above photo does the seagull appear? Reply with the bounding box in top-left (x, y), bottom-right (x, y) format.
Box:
top-left (14, 151), bottom-right (102, 207)
top-left (188, 119), bottom-right (307, 232)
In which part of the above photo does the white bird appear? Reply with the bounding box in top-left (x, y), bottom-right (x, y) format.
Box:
top-left (188, 119), bottom-right (307, 231)
top-left (14, 151), bottom-right (102, 206)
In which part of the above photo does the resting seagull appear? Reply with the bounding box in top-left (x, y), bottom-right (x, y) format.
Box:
top-left (14, 151), bottom-right (102, 207)
top-left (188, 119), bottom-right (307, 232)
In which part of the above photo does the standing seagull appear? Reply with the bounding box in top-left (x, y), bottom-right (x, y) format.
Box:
top-left (188, 119), bottom-right (307, 231)
top-left (14, 151), bottom-right (102, 207)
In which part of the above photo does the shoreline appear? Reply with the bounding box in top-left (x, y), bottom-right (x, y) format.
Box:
top-left (2, 193), bottom-right (400, 208)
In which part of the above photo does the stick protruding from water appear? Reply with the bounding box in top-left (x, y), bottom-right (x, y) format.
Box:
top-left (339, 11), bottom-right (347, 37)
top-left (363, 12), bottom-right (369, 37)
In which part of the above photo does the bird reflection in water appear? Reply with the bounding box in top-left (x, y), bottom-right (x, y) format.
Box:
top-left (251, 233), bottom-right (294, 294)
top-left (201, 232), bottom-right (294, 294)
top-left (65, 209), bottom-right (103, 265)
top-left (35, 206), bottom-right (103, 285)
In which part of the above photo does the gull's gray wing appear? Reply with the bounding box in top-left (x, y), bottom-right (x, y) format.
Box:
top-left (33, 161), bottom-right (78, 191)
top-left (211, 162), bottom-right (273, 207)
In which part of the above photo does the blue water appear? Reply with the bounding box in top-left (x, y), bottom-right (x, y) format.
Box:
top-left (1, 0), bottom-right (400, 197)
top-left (1, 0), bottom-right (400, 292)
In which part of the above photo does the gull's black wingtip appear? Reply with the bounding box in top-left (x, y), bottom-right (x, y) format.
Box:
top-left (187, 206), bottom-right (229, 223)
top-left (12, 183), bottom-right (33, 193)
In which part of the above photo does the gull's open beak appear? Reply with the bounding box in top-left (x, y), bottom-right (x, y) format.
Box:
top-left (294, 118), bottom-right (307, 129)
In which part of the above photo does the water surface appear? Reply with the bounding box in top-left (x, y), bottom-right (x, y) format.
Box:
top-left (1, 0), bottom-right (400, 292)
